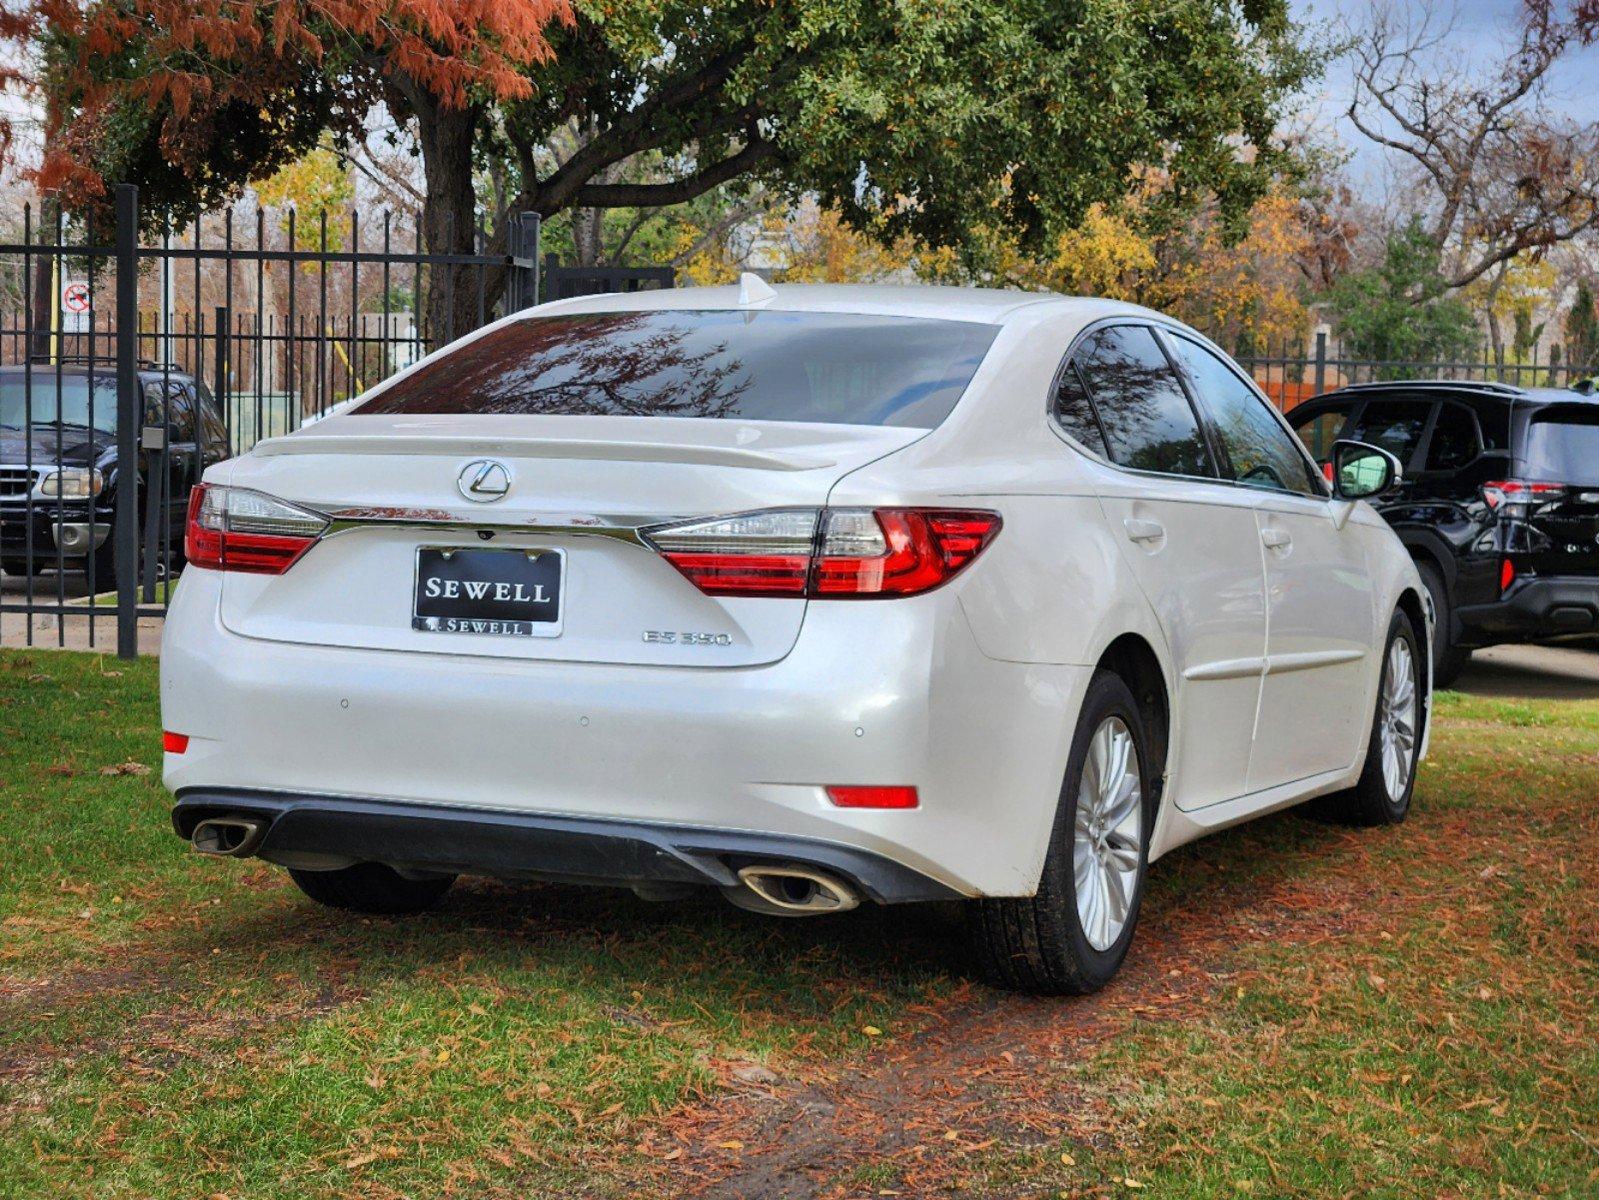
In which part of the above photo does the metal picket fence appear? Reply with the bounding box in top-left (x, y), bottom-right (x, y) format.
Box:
top-left (0, 184), bottom-right (674, 657)
top-left (3, 191), bottom-right (1581, 660)
top-left (1232, 331), bottom-right (1588, 412)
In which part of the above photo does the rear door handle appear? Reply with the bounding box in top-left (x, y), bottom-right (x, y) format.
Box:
top-left (1124, 518), bottom-right (1166, 544)
top-left (1260, 527), bottom-right (1292, 550)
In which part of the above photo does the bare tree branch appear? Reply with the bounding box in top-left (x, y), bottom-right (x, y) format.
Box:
top-left (1344, 0), bottom-right (1599, 287)
top-left (566, 139), bottom-right (776, 210)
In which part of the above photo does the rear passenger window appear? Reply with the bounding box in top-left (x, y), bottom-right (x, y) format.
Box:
top-left (1052, 360), bottom-right (1108, 456)
top-left (1425, 403), bottom-right (1480, 471)
top-left (1074, 326), bottom-right (1214, 477)
top-left (1347, 400), bottom-right (1434, 467)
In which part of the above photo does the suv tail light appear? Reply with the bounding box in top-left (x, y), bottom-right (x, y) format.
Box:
top-left (1482, 479), bottom-right (1564, 509)
top-left (644, 507), bottom-right (1001, 598)
top-left (185, 484), bottom-right (329, 574)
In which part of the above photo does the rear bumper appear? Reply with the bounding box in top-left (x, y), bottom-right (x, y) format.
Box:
top-left (1458, 576), bottom-right (1599, 642)
top-left (171, 789), bottom-right (961, 903)
top-left (161, 568), bottom-right (1088, 898)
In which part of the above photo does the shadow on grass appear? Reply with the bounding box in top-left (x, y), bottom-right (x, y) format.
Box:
top-left (139, 803), bottom-right (1358, 1016)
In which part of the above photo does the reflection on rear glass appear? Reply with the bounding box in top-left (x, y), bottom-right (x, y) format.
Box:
top-left (1521, 413), bottom-right (1599, 485)
top-left (354, 310), bottom-right (1000, 429)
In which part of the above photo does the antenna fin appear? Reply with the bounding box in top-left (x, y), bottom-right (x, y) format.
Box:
top-left (738, 272), bottom-right (776, 306)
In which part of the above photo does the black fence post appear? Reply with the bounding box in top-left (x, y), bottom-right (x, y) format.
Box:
top-left (521, 211), bottom-right (541, 308)
top-left (213, 305), bottom-right (229, 416)
top-left (114, 184), bottom-right (140, 659)
top-left (1313, 330), bottom-right (1327, 398)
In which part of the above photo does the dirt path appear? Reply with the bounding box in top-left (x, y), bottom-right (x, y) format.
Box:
top-left (634, 821), bottom-right (1382, 1199)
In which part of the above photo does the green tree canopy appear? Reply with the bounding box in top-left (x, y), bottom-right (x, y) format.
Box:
top-left (499, 0), bottom-right (1316, 259)
top-left (1565, 281), bottom-right (1599, 376)
top-left (41, 0), bottom-right (1318, 333)
top-left (1326, 220), bottom-right (1479, 373)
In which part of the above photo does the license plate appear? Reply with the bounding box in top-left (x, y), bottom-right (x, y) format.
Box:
top-left (412, 547), bottom-right (564, 638)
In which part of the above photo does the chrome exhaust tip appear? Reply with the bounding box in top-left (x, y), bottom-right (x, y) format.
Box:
top-left (191, 816), bottom-right (268, 858)
top-left (727, 865), bottom-right (860, 917)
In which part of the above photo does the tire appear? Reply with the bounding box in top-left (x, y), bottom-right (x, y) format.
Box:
top-left (1, 558), bottom-right (28, 577)
top-left (969, 670), bottom-right (1152, 995)
top-left (1415, 560), bottom-right (1469, 688)
top-left (1313, 610), bottom-right (1424, 827)
top-left (288, 863), bottom-right (455, 915)
top-left (81, 542), bottom-right (115, 594)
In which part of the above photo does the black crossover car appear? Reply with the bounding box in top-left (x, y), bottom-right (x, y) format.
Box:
top-left (0, 362), bottom-right (231, 589)
top-left (1289, 380), bottom-right (1599, 684)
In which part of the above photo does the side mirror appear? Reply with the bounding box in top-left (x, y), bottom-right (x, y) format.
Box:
top-left (1330, 439), bottom-right (1403, 501)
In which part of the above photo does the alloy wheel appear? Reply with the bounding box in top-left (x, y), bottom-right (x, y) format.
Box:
top-left (1073, 716), bottom-right (1143, 952)
top-left (1379, 638), bottom-right (1418, 801)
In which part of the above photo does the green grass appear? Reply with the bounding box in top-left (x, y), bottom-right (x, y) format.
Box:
top-left (83, 577), bottom-right (177, 606)
top-left (1011, 687), bottom-right (1599, 1199)
top-left (2, 653), bottom-right (1595, 1199)
top-left (0, 649), bottom-right (955, 1198)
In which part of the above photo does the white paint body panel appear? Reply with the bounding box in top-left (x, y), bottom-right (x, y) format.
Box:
top-left (161, 285), bottom-right (1431, 897)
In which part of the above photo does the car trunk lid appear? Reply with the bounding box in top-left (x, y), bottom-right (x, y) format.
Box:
top-left (215, 415), bottom-right (922, 666)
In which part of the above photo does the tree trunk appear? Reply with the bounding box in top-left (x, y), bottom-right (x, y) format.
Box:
top-left (29, 196), bottom-right (59, 362)
top-left (569, 160), bottom-right (622, 267)
top-left (413, 98), bottom-right (481, 350)
top-left (571, 205), bottom-right (605, 266)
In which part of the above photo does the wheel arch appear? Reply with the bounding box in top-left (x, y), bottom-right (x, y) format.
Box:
top-left (1394, 584), bottom-right (1433, 745)
top-left (1398, 530), bottom-right (1456, 595)
top-left (1093, 632), bottom-right (1171, 817)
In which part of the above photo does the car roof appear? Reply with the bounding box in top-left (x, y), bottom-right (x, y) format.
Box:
top-left (531, 281), bottom-right (1166, 328)
top-left (1308, 380), bottom-right (1594, 408)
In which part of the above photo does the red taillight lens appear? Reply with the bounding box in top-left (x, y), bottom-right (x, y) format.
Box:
top-left (826, 785), bottom-right (919, 809)
top-left (1482, 479), bottom-right (1563, 509)
top-left (1321, 461), bottom-right (1334, 484)
top-left (645, 507), bottom-right (1001, 599)
top-left (812, 509), bottom-right (1001, 596)
top-left (185, 484), bottom-right (329, 575)
top-left (1500, 557), bottom-right (1516, 593)
top-left (163, 731), bottom-right (189, 754)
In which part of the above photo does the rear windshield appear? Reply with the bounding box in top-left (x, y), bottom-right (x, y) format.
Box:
top-left (1519, 409), bottom-right (1599, 484)
top-left (353, 310), bottom-right (1000, 429)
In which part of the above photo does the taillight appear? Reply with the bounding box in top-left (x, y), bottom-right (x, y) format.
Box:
top-left (1482, 479), bottom-right (1563, 509)
top-left (644, 507), bottom-right (1001, 599)
top-left (1501, 557), bottom-right (1516, 593)
top-left (163, 731), bottom-right (189, 754)
top-left (185, 484), bottom-right (329, 574)
top-left (643, 509), bottom-right (816, 596)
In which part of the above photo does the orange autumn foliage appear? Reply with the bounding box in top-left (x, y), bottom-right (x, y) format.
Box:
top-left (34, 0), bottom-right (571, 201)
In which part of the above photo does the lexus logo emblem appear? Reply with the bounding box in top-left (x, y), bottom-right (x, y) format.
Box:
top-left (457, 459), bottom-right (512, 502)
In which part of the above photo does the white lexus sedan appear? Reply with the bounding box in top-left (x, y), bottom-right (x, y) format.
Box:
top-left (161, 281), bottom-right (1431, 994)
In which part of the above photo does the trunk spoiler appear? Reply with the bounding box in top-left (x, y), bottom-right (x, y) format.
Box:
top-left (252, 433), bottom-right (836, 472)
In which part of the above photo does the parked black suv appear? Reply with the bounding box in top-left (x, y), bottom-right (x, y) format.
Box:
top-left (0, 361), bottom-right (231, 590)
top-left (1289, 381), bottom-right (1599, 684)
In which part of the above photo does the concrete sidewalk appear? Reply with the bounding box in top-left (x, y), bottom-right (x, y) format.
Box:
top-left (1, 570), bottom-right (164, 655)
top-left (1454, 643), bottom-right (1599, 700)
